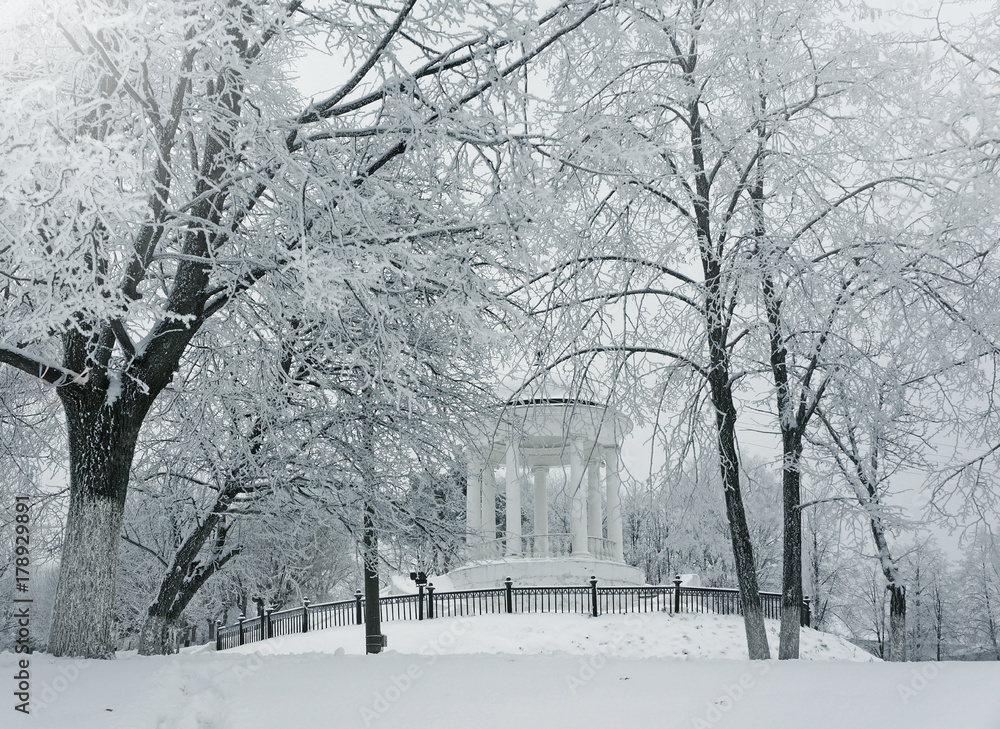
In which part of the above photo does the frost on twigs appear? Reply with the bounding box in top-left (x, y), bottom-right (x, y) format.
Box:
top-left (1, 0), bottom-right (600, 657)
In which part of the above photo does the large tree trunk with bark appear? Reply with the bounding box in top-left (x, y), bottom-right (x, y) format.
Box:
top-left (48, 491), bottom-right (127, 658)
top-left (137, 614), bottom-right (177, 656)
top-left (44, 273), bottom-right (196, 658)
top-left (48, 391), bottom-right (145, 658)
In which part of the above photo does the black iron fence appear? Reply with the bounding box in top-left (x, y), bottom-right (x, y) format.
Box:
top-left (216, 575), bottom-right (811, 651)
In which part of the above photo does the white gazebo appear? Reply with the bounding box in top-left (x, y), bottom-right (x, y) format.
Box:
top-left (447, 399), bottom-right (646, 588)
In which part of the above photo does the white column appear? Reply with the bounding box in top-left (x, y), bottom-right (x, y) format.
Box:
top-left (505, 442), bottom-right (522, 556)
top-left (482, 462), bottom-right (496, 542)
top-left (569, 439), bottom-right (589, 556)
top-left (532, 466), bottom-right (549, 558)
top-left (605, 446), bottom-right (624, 562)
top-left (466, 456), bottom-right (482, 545)
top-left (587, 457), bottom-right (603, 552)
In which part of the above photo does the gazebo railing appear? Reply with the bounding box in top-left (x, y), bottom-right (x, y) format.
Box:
top-left (522, 533), bottom-right (573, 558)
top-left (587, 537), bottom-right (615, 560)
top-left (466, 533), bottom-right (612, 562)
top-left (466, 539), bottom-right (504, 561)
top-left (216, 576), bottom-right (811, 651)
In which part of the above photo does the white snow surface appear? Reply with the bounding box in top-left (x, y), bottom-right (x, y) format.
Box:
top-left (5, 613), bottom-right (997, 729)
top-left (227, 612), bottom-right (877, 661)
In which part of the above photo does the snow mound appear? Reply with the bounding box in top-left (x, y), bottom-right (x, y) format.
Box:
top-left (227, 612), bottom-right (877, 661)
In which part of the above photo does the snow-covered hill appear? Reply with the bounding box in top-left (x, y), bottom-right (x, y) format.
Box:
top-left (227, 612), bottom-right (877, 662)
top-left (5, 613), bottom-right (998, 729)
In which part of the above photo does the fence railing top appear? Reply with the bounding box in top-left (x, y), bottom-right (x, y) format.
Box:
top-left (428, 587), bottom-right (505, 596)
top-left (509, 584), bottom-right (589, 591)
top-left (252, 597), bottom-right (356, 619)
top-left (678, 585), bottom-right (740, 594)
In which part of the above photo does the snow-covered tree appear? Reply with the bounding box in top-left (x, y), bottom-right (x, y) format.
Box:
top-left (899, 538), bottom-right (955, 661)
top-left (520, 0), bottom-right (955, 658)
top-left (0, 0), bottom-right (604, 657)
top-left (520, 0), bottom-right (1000, 660)
top-left (955, 531), bottom-right (1000, 660)
top-left (624, 452), bottom-right (781, 590)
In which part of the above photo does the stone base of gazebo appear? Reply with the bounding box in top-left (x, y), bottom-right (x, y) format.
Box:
top-left (446, 556), bottom-right (646, 590)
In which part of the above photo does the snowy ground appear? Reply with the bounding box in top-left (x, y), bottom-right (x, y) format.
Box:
top-left (5, 613), bottom-right (998, 729)
top-left (226, 612), bottom-right (877, 661)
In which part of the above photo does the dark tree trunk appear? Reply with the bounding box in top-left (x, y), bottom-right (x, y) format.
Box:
top-left (778, 453), bottom-right (803, 659)
top-left (700, 220), bottom-right (770, 659)
top-left (746, 70), bottom-right (797, 660)
top-left (762, 274), bottom-right (807, 660)
top-left (865, 477), bottom-right (906, 662)
top-left (700, 269), bottom-right (771, 659)
top-left (934, 584), bottom-right (944, 661)
top-left (685, 48), bottom-right (770, 658)
top-left (137, 500), bottom-right (239, 655)
top-left (44, 311), bottom-right (202, 658)
top-left (757, 165), bottom-right (817, 658)
top-left (709, 377), bottom-right (771, 660)
top-left (43, 315), bottom-right (205, 657)
top-left (888, 583), bottom-right (906, 662)
top-left (363, 504), bottom-right (382, 654)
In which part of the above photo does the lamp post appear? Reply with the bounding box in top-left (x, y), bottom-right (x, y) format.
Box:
top-left (363, 503), bottom-right (385, 654)
top-left (410, 571), bottom-right (428, 620)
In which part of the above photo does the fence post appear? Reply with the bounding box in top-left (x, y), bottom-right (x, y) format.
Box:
top-left (237, 615), bottom-right (245, 646)
top-left (673, 575), bottom-right (683, 614)
top-left (590, 576), bottom-right (599, 617)
top-left (418, 583), bottom-right (425, 621)
top-left (801, 595), bottom-right (811, 628)
top-left (302, 598), bottom-right (310, 633)
top-left (427, 583), bottom-right (435, 619)
top-left (265, 606), bottom-right (273, 639)
top-left (505, 577), bottom-right (513, 614)
top-left (215, 620), bottom-right (223, 651)
top-left (355, 589), bottom-right (364, 625)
